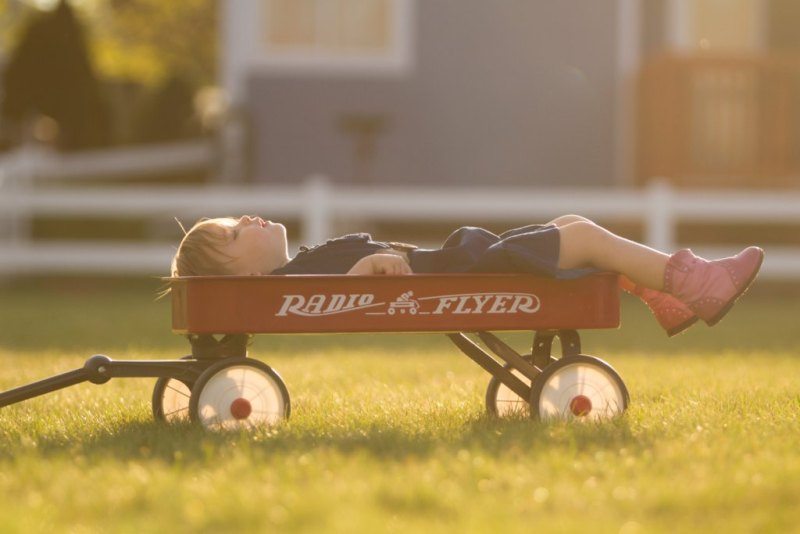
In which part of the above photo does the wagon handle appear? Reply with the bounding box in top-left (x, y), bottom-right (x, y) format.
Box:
top-left (0, 367), bottom-right (90, 408)
top-left (0, 355), bottom-right (212, 409)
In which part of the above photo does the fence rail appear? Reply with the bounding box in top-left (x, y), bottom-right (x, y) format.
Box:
top-left (1, 175), bottom-right (799, 279)
top-left (0, 141), bottom-right (214, 183)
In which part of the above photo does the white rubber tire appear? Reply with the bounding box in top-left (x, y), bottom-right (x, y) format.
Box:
top-left (189, 359), bottom-right (290, 430)
top-left (529, 355), bottom-right (628, 422)
top-left (153, 377), bottom-right (193, 422)
top-left (485, 355), bottom-right (536, 418)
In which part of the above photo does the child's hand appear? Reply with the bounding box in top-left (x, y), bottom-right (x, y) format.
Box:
top-left (347, 254), bottom-right (413, 275)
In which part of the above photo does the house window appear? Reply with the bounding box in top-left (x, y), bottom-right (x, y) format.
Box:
top-left (258, 0), bottom-right (414, 74)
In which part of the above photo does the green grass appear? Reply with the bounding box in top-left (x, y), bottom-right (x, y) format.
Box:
top-left (0, 280), bottom-right (799, 533)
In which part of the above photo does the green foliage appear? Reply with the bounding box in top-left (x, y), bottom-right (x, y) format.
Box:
top-left (87, 0), bottom-right (217, 88)
top-left (0, 284), bottom-right (798, 531)
top-left (87, 0), bottom-right (218, 144)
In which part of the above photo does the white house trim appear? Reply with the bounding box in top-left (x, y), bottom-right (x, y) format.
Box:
top-left (221, 0), bottom-right (260, 106)
top-left (665, 0), bottom-right (692, 51)
top-left (614, 0), bottom-right (641, 186)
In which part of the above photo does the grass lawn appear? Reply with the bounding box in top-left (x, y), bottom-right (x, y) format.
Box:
top-left (0, 279), bottom-right (798, 533)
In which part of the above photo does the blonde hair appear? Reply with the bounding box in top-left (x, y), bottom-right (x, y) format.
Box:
top-left (170, 218), bottom-right (234, 277)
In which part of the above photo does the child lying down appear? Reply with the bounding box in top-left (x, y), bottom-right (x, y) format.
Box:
top-left (171, 214), bottom-right (764, 337)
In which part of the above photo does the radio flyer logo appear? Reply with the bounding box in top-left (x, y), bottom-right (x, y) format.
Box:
top-left (275, 291), bottom-right (541, 317)
top-left (388, 291), bottom-right (419, 315)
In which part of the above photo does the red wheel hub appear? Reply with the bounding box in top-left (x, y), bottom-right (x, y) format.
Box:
top-left (230, 397), bottom-right (252, 419)
top-left (569, 395), bottom-right (592, 416)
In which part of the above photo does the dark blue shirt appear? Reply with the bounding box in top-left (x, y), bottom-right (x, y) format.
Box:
top-left (271, 225), bottom-right (593, 278)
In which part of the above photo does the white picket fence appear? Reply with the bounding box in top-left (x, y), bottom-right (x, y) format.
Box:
top-left (0, 144), bottom-right (799, 278)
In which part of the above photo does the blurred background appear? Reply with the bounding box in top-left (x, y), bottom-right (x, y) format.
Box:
top-left (0, 0), bottom-right (798, 285)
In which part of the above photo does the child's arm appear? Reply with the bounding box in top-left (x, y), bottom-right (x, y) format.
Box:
top-left (347, 254), bottom-right (413, 275)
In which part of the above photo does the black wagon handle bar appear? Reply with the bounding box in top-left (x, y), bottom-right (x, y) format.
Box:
top-left (0, 355), bottom-right (212, 408)
top-left (0, 368), bottom-right (89, 408)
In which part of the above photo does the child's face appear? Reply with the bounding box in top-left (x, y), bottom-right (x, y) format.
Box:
top-left (210, 216), bottom-right (289, 275)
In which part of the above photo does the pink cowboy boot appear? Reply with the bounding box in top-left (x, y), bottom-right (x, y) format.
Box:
top-left (619, 277), bottom-right (698, 337)
top-left (663, 247), bottom-right (764, 326)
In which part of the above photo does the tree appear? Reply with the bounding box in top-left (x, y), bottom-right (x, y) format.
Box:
top-left (1, 0), bottom-right (111, 150)
top-left (134, 74), bottom-right (198, 143)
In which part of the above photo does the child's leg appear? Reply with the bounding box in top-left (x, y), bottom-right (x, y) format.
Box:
top-left (548, 216), bottom-right (666, 287)
top-left (549, 216), bottom-right (672, 297)
top-left (545, 214), bottom-right (594, 228)
top-left (556, 221), bottom-right (669, 290)
top-left (548, 217), bottom-right (669, 289)
top-left (557, 220), bottom-right (764, 327)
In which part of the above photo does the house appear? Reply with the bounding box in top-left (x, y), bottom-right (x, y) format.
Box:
top-left (219, 0), bottom-right (800, 189)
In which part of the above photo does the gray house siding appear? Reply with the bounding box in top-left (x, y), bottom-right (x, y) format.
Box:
top-left (248, 1), bottom-right (619, 187)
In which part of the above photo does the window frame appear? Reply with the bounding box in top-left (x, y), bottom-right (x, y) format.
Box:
top-left (250, 0), bottom-right (415, 77)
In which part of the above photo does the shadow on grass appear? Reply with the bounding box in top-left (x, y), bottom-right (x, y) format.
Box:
top-left (18, 414), bottom-right (654, 465)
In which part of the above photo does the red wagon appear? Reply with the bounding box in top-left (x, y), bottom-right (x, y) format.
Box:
top-left (0, 273), bottom-right (629, 429)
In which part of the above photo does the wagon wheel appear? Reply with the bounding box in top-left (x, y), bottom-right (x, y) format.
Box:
top-left (189, 358), bottom-right (291, 430)
top-left (529, 355), bottom-right (629, 422)
top-left (485, 353), bottom-right (554, 418)
top-left (152, 355), bottom-right (195, 423)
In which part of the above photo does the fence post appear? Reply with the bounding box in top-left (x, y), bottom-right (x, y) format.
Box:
top-left (302, 174), bottom-right (332, 245)
top-left (645, 178), bottom-right (675, 252)
top-left (2, 145), bottom-right (40, 245)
